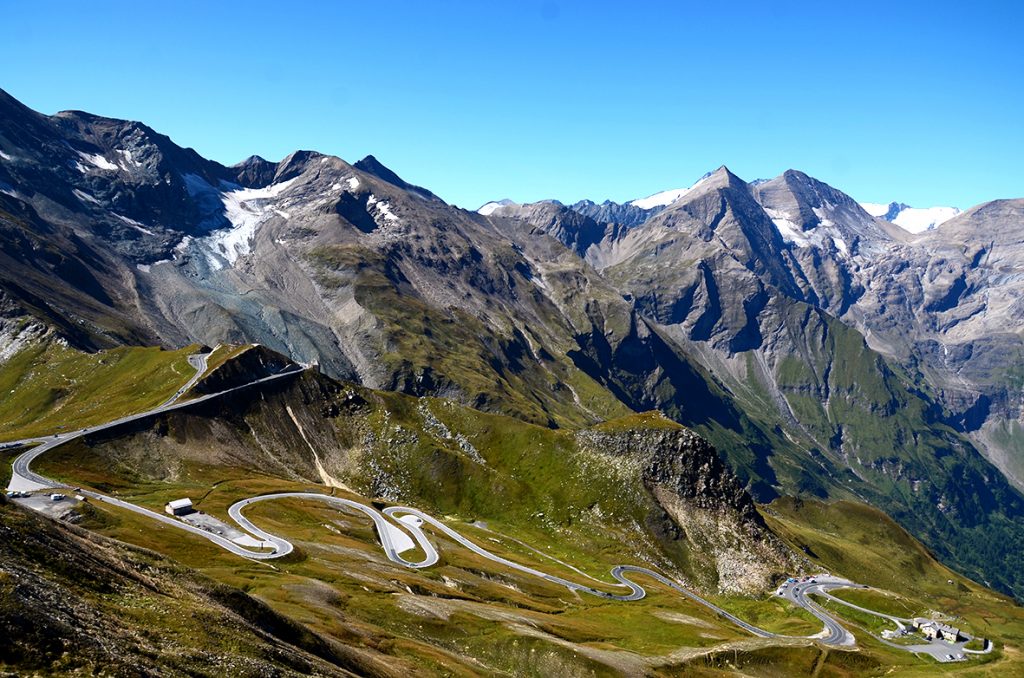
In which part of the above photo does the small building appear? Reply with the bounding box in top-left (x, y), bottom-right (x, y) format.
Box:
top-left (165, 498), bottom-right (194, 516)
top-left (938, 625), bottom-right (963, 643)
top-left (914, 619), bottom-right (963, 643)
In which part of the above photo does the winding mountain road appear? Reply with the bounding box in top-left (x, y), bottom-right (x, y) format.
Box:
top-left (5, 356), bottom-right (860, 648)
top-left (782, 579), bottom-right (858, 646)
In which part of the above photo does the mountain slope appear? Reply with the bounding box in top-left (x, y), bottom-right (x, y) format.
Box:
top-left (497, 166), bottom-right (1024, 598)
top-left (15, 355), bottom-right (1024, 676)
top-left (0, 494), bottom-right (405, 677)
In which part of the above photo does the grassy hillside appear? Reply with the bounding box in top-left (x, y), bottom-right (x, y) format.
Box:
top-left (10, 346), bottom-right (1024, 674)
top-left (0, 339), bottom-right (198, 441)
top-left (308, 243), bottom-right (633, 429)
top-left (35, 374), bottom-right (797, 595)
top-left (0, 496), bottom-right (415, 677)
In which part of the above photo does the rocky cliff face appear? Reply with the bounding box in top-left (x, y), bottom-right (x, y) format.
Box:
top-left (576, 424), bottom-right (800, 593)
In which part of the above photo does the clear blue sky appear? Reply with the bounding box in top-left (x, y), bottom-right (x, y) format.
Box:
top-left (2, 0), bottom-right (1021, 209)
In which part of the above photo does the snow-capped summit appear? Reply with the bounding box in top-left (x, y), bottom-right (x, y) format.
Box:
top-left (478, 199), bottom-right (517, 215)
top-left (860, 201), bottom-right (961, 233)
top-left (629, 171), bottom-right (714, 210)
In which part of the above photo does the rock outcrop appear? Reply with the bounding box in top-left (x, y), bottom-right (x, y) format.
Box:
top-left (577, 422), bottom-right (801, 593)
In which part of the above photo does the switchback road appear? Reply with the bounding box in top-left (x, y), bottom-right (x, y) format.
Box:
top-left (6, 357), bottom-right (859, 648)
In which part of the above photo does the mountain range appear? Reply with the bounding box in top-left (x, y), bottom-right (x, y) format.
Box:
top-left (2, 86), bottom-right (1024, 604)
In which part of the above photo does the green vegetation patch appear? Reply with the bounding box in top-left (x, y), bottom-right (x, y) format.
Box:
top-left (0, 340), bottom-right (198, 441)
top-left (706, 595), bottom-right (823, 636)
top-left (809, 593), bottom-right (898, 636)
top-left (828, 587), bottom-right (918, 619)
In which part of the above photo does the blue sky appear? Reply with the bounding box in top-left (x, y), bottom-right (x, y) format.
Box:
top-left (2, 0), bottom-right (1021, 209)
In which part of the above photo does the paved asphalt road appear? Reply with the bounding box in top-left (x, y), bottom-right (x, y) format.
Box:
top-left (5, 355), bottom-right (877, 650)
top-left (228, 493), bottom-right (438, 567)
top-left (158, 351), bottom-right (212, 408)
top-left (780, 578), bottom-right (859, 646)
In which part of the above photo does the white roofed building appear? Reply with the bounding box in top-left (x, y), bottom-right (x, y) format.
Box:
top-left (165, 498), bottom-right (194, 516)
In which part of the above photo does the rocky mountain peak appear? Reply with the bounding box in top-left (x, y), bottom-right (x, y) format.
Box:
top-left (231, 154), bottom-right (278, 188)
top-left (0, 87), bottom-right (40, 119)
top-left (354, 154), bottom-right (441, 202)
top-left (752, 169), bottom-right (899, 255)
top-left (766, 169), bottom-right (864, 214)
top-left (273, 150), bottom-right (326, 181)
top-left (568, 198), bottom-right (653, 228)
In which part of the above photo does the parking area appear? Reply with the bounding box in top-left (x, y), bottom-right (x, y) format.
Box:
top-left (177, 510), bottom-right (272, 548)
top-left (179, 511), bottom-right (249, 540)
top-left (10, 491), bottom-right (82, 519)
top-left (900, 639), bottom-right (969, 663)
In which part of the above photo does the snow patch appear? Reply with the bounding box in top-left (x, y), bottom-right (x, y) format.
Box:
top-left (765, 208), bottom-right (809, 246)
top-left (631, 187), bottom-right (693, 210)
top-left (115, 213), bottom-right (156, 236)
top-left (365, 194), bottom-right (399, 222)
top-left (0, 181), bottom-right (26, 201)
top-left (72, 188), bottom-right (102, 206)
top-left (0, 321), bottom-right (43, 366)
top-left (766, 207), bottom-right (855, 257)
top-left (136, 264), bottom-right (151, 273)
top-left (478, 199), bottom-right (517, 215)
top-left (0, 150), bottom-right (13, 161)
top-left (201, 177), bottom-right (298, 268)
top-left (859, 202), bottom-right (889, 217)
top-left (893, 206), bottom-right (961, 233)
top-left (376, 201), bottom-right (399, 222)
top-left (76, 150), bottom-right (117, 171)
top-left (858, 201), bottom-right (961, 233)
top-left (629, 172), bottom-right (712, 210)
top-left (347, 176), bottom-right (360, 190)
top-left (149, 235), bottom-right (193, 268)
top-left (116, 149), bottom-right (142, 170)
